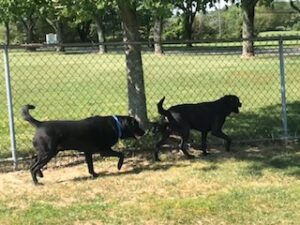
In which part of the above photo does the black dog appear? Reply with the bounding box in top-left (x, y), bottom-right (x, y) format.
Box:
top-left (154, 95), bottom-right (242, 161)
top-left (22, 105), bottom-right (145, 184)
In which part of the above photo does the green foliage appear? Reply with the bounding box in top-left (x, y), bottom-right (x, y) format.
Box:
top-left (255, 6), bottom-right (285, 33)
top-left (163, 17), bottom-right (184, 40)
top-left (192, 6), bottom-right (242, 39)
top-left (293, 21), bottom-right (300, 31)
top-left (193, 13), bottom-right (218, 39)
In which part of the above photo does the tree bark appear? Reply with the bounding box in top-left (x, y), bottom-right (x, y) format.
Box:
top-left (117, 0), bottom-right (148, 127)
top-left (93, 11), bottom-right (107, 54)
top-left (21, 13), bottom-right (36, 51)
top-left (183, 12), bottom-right (194, 47)
top-left (56, 20), bottom-right (65, 52)
top-left (241, 1), bottom-right (258, 57)
top-left (153, 16), bottom-right (164, 54)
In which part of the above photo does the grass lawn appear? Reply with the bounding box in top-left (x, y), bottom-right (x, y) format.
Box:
top-left (0, 145), bottom-right (300, 224)
top-left (0, 43), bottom-right (300, 158)
top-left (259, 30), bottom-right (300, 37)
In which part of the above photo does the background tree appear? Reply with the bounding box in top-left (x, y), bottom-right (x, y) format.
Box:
top-left (40, 0), bottom-right (69, 51)
top-left (140, 0), bottom-right (172, 54)
top-left (240, 0), bottom-right (259, 57)
top-left (174, 0), bottom-right (209, 46)
top-left (64, 0), bottom-right (115, 53)
top-left (290, 0), bottom-right (300, 13)
top-left (223, 0), bottom-right (276, 57)
top-left (18, 0), bottom-right (43, 47)
top-left (116, 0), bottom-right (148, 127)
top-left (0, 0), bottom-right (18, 45)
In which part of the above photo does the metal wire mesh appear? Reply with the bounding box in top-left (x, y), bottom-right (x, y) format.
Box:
top-left (1, 37), bottom-right (300, 170)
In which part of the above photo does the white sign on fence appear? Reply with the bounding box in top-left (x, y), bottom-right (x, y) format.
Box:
top-left (46, 33), bottom-right (58, 44)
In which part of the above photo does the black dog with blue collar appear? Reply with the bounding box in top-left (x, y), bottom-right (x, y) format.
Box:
top-left (21, 104), bottom-right (145, 184)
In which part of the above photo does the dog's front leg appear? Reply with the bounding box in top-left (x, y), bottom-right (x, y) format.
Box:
top-left (201, 131), bottom-right (209, 155)
top-left (101, 149), bottom-right (124, 170)
top-left (211, 130), bottom-right (231, 151)
top-left (84, 152), bottom-right (98, 177)
top-left (179, 127), bottom-right (195, 159)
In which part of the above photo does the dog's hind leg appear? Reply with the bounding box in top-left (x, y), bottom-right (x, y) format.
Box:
top-left (101, 149), bottom-right (124, 170)
top-left (31, 153), bottom-right (56, 184)
top-left (30, 141), bottom-right (58, 184)
top-left (84, 152), bottom-right (98, 178)
top-left (30, 156), bottom-right (44, 178)
top-left (32, 141), bottom-right (44, 178)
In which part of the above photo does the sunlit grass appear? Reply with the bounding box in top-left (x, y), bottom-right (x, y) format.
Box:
top-left (0, 146), bottom-right (300, 224)
top-left (0, 49), bottom-right (300, 157)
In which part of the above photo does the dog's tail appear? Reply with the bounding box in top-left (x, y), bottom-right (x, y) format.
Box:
top-left (21, 105), bottom-right (41, 128)
top-left (157, 96), bottom-right (174, 121)
top-left (157, 97), bottom-right (168, 116)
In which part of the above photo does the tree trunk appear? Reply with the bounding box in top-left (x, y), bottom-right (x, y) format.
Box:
top-left (153, 16), bottom-right (164, 55)
top-left (182, 0), bottom-right (196, 47)
top-left (93, 11), bottom-right (107, 54)
top-left (184, 14), bottom-right (194, 47)
top-left (241, 1), bottom-right (258, 57)
top-left (56, 20), bottom-right (65, 52)
top-left (117, 0), bottom-right (148, 127)
top-left (22, 14), bottom-right (36, 51)
top-left (4, 21), bottom-right (10, 45)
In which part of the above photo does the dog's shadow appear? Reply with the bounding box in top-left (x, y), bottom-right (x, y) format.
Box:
top-left (57, 156), bottom-right (191, 183)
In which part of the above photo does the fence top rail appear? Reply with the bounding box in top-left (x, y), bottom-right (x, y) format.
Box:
top-left (1, 36), bottom-right (300, 49)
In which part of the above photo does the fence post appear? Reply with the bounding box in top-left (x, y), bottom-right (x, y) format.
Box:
top-left (3, 45), bottom-right (17, 169)
top-left (278, 38), bottom-right (288, 145)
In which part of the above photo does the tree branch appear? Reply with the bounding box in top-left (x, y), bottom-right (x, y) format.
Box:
top-left (290, 0), bottom-right (300, 13)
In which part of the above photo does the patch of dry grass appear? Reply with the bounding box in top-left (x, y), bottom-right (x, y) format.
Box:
top-left (0, 145), bottom-right (300, 224)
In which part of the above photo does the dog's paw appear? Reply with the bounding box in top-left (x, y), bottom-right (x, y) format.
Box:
top-left (37, 170), bottom-right (44, 178)
top-left (154, 157), bottom-right (161, 162)
top-left (33, 181), bottom-right (44, 186)
top-left (186, 155), bottom-right (195, 159)
top-left (91, 173), bottom-right (99, 178)
top-left (202, 151), bottom-right (210, 156)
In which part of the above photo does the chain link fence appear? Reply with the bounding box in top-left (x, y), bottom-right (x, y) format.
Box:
top-left (1, 37), bottom-right (300, 171)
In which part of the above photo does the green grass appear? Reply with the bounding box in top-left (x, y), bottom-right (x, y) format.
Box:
top-left (0, 146), bottom-right (300, 224)
top-left (1, 46), bottom-right (300, 157)
top-left (259, 30), bottom-right (300, 37)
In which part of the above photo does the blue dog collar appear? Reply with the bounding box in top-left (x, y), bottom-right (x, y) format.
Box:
top-left (112, 116), bottom-right (122, 138)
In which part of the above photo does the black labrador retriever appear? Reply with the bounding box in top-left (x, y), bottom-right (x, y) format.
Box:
top-left (22, 105), bottom-right (145, 184)
top-left (154, 95), bottom-right (242, 161)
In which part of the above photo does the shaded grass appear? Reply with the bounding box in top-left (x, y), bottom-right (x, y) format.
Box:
top-left (0, 146), bottom-right (300, 224)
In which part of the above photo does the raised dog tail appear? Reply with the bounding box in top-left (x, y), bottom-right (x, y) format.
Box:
top-left (21, 105), bottom-right (41, 128)
top-left (157, 96), bottom-right (174, 121)
top-left (157, 97), bottom-right (168, 116)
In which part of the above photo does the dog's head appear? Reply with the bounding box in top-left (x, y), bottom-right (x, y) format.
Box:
top-left (148, 120), bottom-right (170, 135)
top-left (121, 117), bottom-right (145, 139)
top-left (222, 95), bottom-right (242, 114)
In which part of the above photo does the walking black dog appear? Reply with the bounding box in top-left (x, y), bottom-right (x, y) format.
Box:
top-left (155, 95), bottom-right (242, 161)
top-left (22, 105), bottom-right (145, 184)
